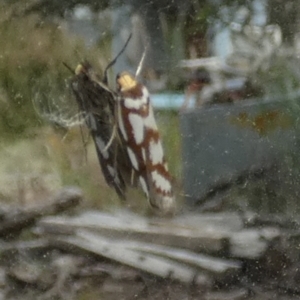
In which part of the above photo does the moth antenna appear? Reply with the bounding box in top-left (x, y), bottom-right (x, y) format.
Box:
top-left (103, 123), bottom-right (117, 152)
top-left (135, 46), bottom-right (147, 78)
top-left (103, 33), bottom-right (132, 81)
top-left (79, 121), bottom-right (89, 164)
top-left (62, 62), bottom-right (75, 74)
top-left (61, 130), bottom-right (69, 142)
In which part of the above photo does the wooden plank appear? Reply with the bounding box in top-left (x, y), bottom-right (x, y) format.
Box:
top-left (38, 211), bottom-right (232, 253)
top-left (53, 230), bottom-right (212, 287)
top-left (229, 227), bottom-right (281, 259)
top-left (123, 241), bottom-right (241, 277)
top-left (80, 231), bottom-right (241, 279)
top-left (159, 212), bottom-right (243, 232)
top-left (204, 289), bottom-right (248, 300)
top-left (0, 187), bottom-right (82, 238)
top-left (0, 239), bottom-right (49, 252)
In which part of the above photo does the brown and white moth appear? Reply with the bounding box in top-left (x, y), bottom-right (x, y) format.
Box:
top-left (116, 72), bottom-right (175, 213)
top-left (67, 38), bottom-right (175, 213)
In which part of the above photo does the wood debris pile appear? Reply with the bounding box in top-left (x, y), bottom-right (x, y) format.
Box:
top-left (0, 187), bottom-right (299, 299)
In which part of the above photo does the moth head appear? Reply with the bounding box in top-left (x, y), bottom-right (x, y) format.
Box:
top-left (75, 61), bottom-right (93, 76)
top-left (116, 72), bottom-right (138, 92)
top-left (75, 63), bottom-right (84, 75)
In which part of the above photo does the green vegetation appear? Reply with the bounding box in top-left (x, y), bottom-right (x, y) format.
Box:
top-left (0, 8), bottom-right (182, 210)
top-left (0, 8), bottom-right (116, 140)
top-left (0, 9), bottom-right (112, 208)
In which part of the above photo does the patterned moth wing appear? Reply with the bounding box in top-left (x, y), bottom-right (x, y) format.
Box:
top-left (116, 72), bottom-right (175, 213)
top-left (71, 62), bottom-right (132, 200)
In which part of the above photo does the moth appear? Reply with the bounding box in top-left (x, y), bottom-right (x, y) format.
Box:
top-left (67, 38), bottom-right (175, 213)
top-left (68, 37), bottom-right (133, 200)
top-left (116, 72), bottom-right (175, 213)
top-left (70, 63), bottom-right (129, 199)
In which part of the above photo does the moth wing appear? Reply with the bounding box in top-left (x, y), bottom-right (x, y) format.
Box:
top-left (71, 65), bottom-right (129, 200)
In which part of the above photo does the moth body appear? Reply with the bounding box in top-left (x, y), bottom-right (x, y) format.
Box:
top-left (116, 72), bottom-right (175, 213)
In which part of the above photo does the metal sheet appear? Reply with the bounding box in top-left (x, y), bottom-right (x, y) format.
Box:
top-left (180, 99), bottom-right (298, 205)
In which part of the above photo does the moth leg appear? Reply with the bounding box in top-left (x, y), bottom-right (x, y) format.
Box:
top-left (104, 97), bottom-right (120, 153)
top-left (78, 111), bottom-right (90, 163)
top-left (130, 169), bottom-right (136, 186)
top-left (103, 123), bottom-right (117, 152)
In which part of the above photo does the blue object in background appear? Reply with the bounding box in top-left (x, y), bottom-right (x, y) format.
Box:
top-left (151, 94), bottom-right (195, 110)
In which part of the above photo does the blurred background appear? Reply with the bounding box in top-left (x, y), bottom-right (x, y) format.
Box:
top-left (3, 1), bottom-right (300, 300)
top-left (1, 0), bottom-right (300, 213)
